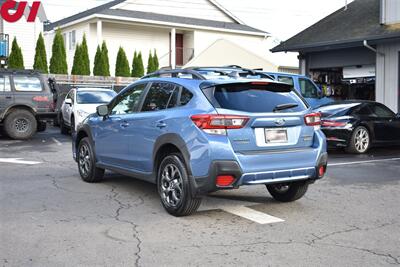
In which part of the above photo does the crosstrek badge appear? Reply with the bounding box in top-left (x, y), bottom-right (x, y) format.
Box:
top-left (0, 0), bottom-right (41, 23)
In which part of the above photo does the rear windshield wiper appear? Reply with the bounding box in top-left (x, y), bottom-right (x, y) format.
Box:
top-left (273, 103), bottom-right (299, 112)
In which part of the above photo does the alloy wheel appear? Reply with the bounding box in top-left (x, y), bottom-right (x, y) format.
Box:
top-left (354, 128), bottom-right (369, 153)
top-left (14, 118), bottom-right (29, 133)
top-left (160, 164), bottom-right (184, 208)
top-left (78, 143), bottom-right (91, 177)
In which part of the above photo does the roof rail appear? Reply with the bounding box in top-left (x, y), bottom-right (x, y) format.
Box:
top-left (141, 69), bottom-right (206, 80)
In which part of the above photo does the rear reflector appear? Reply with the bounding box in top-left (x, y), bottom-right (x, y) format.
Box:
top-left (191, 114), bottom-right (249, 130)
top-left (304, 113), bottom-right (321, 126)
top-left (321, 120), bottom-right (347, 127)
top-left (318, 166), bottom-right (326, 177)
top-left (216, 175), bottom-right (235, 187)
top-left (32, 96), bottom-right (50, 102)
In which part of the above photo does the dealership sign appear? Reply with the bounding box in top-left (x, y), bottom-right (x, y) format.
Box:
top-left (0, 0), bottom-right (41, 23)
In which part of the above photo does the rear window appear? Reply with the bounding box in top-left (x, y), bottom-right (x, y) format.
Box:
top-left (211, 84), bottom-right (307, 113)
top-left (76, 90), bottom-right (116, 104)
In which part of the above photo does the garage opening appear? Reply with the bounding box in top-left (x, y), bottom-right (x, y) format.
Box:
top-left (310, 65), bottom-right (375, 101)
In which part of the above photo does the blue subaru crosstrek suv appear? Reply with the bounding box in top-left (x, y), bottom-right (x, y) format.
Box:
top-left (73, 69), bottom-right (327, 216)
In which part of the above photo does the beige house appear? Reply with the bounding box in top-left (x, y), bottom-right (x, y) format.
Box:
top-left (44, 0), bottom-right (276, 76)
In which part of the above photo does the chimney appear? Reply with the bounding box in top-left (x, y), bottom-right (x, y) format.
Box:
top-left (380, 0), bottom-right (400, 25)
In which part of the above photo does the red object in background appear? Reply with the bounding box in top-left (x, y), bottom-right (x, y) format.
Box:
top-left (175, 34), bottom-right (184, 66)
top-left (0, 0), bottom-right (41, 23)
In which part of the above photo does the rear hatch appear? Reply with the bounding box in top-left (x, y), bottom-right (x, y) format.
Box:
top-left (202, 81), bottom-right (318, 153)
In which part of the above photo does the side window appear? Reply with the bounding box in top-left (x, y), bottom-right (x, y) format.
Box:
top-left (299, 78), bottom-right (318, 98)
top-left (142, 83), bottom-right (177, 112)
top-left (370, 104), bottom-right (395, 118)
top-left (179, 87), bottom-right (193, 106)
top-left (357, 105), bottom-right (373, 116)
top-left (278, 76), bottom-right (294, 87)
top-left (65, 90), bottom-right (74, 104)
top-left (0, 75), bottom-right (11, 92)
top-left (111, 84), bottom-right (146, 115)
top-left (13, 76), bottom-right (42, 92)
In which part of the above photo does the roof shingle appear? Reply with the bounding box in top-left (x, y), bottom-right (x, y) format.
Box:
top-left (272, 0), bottom-right (400, 52)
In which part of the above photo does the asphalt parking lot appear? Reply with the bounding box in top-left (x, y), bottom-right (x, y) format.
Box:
top-left (1, 126), bottom-right (400, 266)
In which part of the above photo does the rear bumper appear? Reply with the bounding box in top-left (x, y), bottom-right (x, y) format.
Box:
top-left (36, 112), bottom-right (57, 120)
top-left (322, 128), bottom-right (352, 147)
top-left (191, 152), bottom-right (328, 196)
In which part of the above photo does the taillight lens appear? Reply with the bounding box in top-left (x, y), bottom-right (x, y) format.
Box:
top-left (321, 120), bottom-right (347, 127)
top-left (191, 114), bottom-right (249, 135)
top-left (216, 175), bottom-right (235, 187)
top-left (304, 113), bottom-right (321, 126)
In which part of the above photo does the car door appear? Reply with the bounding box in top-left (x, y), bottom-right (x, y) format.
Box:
top-left (124, 82), bottom-right (180, 173)
top-left (95, 83), bottom-right (148, 168)
top-left (62, 90), bottom-right (74, 125)
top-left (368, 103), bottom-right (400, 142)
top-left (0, 74), bottom-right (13, 118)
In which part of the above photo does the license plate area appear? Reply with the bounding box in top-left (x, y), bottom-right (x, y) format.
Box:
top-left (265, 128), bottom-right (288, 143)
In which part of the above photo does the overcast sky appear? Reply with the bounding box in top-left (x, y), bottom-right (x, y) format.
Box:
top-left (41, 0), bottom-right (351, 41)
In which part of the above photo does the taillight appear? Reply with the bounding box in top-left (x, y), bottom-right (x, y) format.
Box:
top-left (318, 166), bottom-right (326, 178)
top-left (321, 120), bottom-right (347, 127)
top-left (191, 114), bottom-right (249, 135)
top-left (304, 113), bottom-right (321, 126)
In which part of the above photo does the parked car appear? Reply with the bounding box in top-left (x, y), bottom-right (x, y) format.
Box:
top-left (73, 69), bottom-right (328, 216)
top-left (315, 101), bottom-right (400, 153)
top-left (60, 88), bottom-right (116, 134)
top-left (0, 69), bottom-right (56, 140)
top-left (265, 72), bottom-right (333, 108)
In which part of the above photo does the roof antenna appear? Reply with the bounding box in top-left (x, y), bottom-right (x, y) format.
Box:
top-left (344, 0), bottom-right (348, 10)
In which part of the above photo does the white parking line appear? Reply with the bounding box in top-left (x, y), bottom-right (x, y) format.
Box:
top-left (329, 157), bottom-right (400, 167)
top-left (222, 206), bottom-right (284, 224)
top-left (51, 137), bottom-right (62, 146)
top-left (0, 158), bottom-right (42, 165)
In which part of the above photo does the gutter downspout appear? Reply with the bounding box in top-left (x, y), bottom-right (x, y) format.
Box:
top-left (363, 40), bottom-right (385, 102)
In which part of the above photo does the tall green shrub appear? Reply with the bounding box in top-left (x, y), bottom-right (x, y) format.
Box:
top-left (71, 44), bottom-right (82, 75)
top-left (8, 37), bottom-right (24, 69)
top-left (147, 50), bottom-right (155, 74)
top-left (33, 33), bottom-right (48, 73)
top-left (101, 41), bottom-right (110, 76)
top-left (137, 52), bottom-right (145, 77)
top-left (131, 51), bottom-right (138, 77)
top-left (115, 47), bottom-right (130, 77)
top-left (93, 45), bottom-right (103, 76)
top-left (152, 49), bottom-right (159, 71)
top-left (80, 35), bottom-right (90, 75)
top-left (49, 29), bottom-right (68, 74)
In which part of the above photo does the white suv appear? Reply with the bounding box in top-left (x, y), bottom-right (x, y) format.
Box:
top-left (60, 88), bottom-right (116, 134)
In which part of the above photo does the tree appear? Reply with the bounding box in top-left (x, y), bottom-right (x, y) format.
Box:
top-left (49, 29), bottom-right (68, 74)
top-left (147, 50), bottom-right (155, 74)
top-left (131, 51), bottom-right (138, 77)
top-left (33, 33), bottom-right (48, 73)
top-left (152, 49), bottom-right (159, 71)
top-left (8, 37), bottom-right (24, 69)
top-left (71, 44), bottom-right (82, 75)
top-left (80, 34), bottom-right (90, 75)
top-left (101, 41), bottom-right (110, 76)
top-left (115, 47), bottom-right (130, 77)
top-left (137, 52), bottom-right (145, 77)
top-left (93, 45), bottom-right (103, 76)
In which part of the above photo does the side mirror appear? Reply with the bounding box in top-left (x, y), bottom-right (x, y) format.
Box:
top-left (64, 98), bottom-right (72, 105)
top-left (97, 105), bottom-right (109, 117)
top-left (396, 113), bottom-right (400, 119)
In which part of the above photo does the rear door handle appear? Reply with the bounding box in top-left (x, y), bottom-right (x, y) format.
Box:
top-left (156, 122), bottom-right (167, 128)
top-left (5, 96), bottom-right (12, 99)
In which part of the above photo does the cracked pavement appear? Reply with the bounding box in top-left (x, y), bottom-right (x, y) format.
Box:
top-left (1, 127), bottom-right (400, 266)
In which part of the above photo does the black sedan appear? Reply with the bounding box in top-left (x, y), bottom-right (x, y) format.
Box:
top-left (315, 101), bottom-right (400, 154)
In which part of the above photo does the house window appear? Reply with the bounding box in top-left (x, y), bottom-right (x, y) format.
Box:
top-left (69, 30), bottom-right (76, 50)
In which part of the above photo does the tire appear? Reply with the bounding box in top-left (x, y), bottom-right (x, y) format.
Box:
top-left (77, 137), bottom-right (104, 183)
top-left (37, 121), bottom-right (47, 132)
top-left (346, 126), bottom-right (370, 154)
top-left (266, 181), bottom-right (309, 202)
top-left (60, 115), bottom-right (69, 135)
top-left (157, 153), bottom-right (202, 216)
top-left (4, 109), bottom-right (37, 140)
